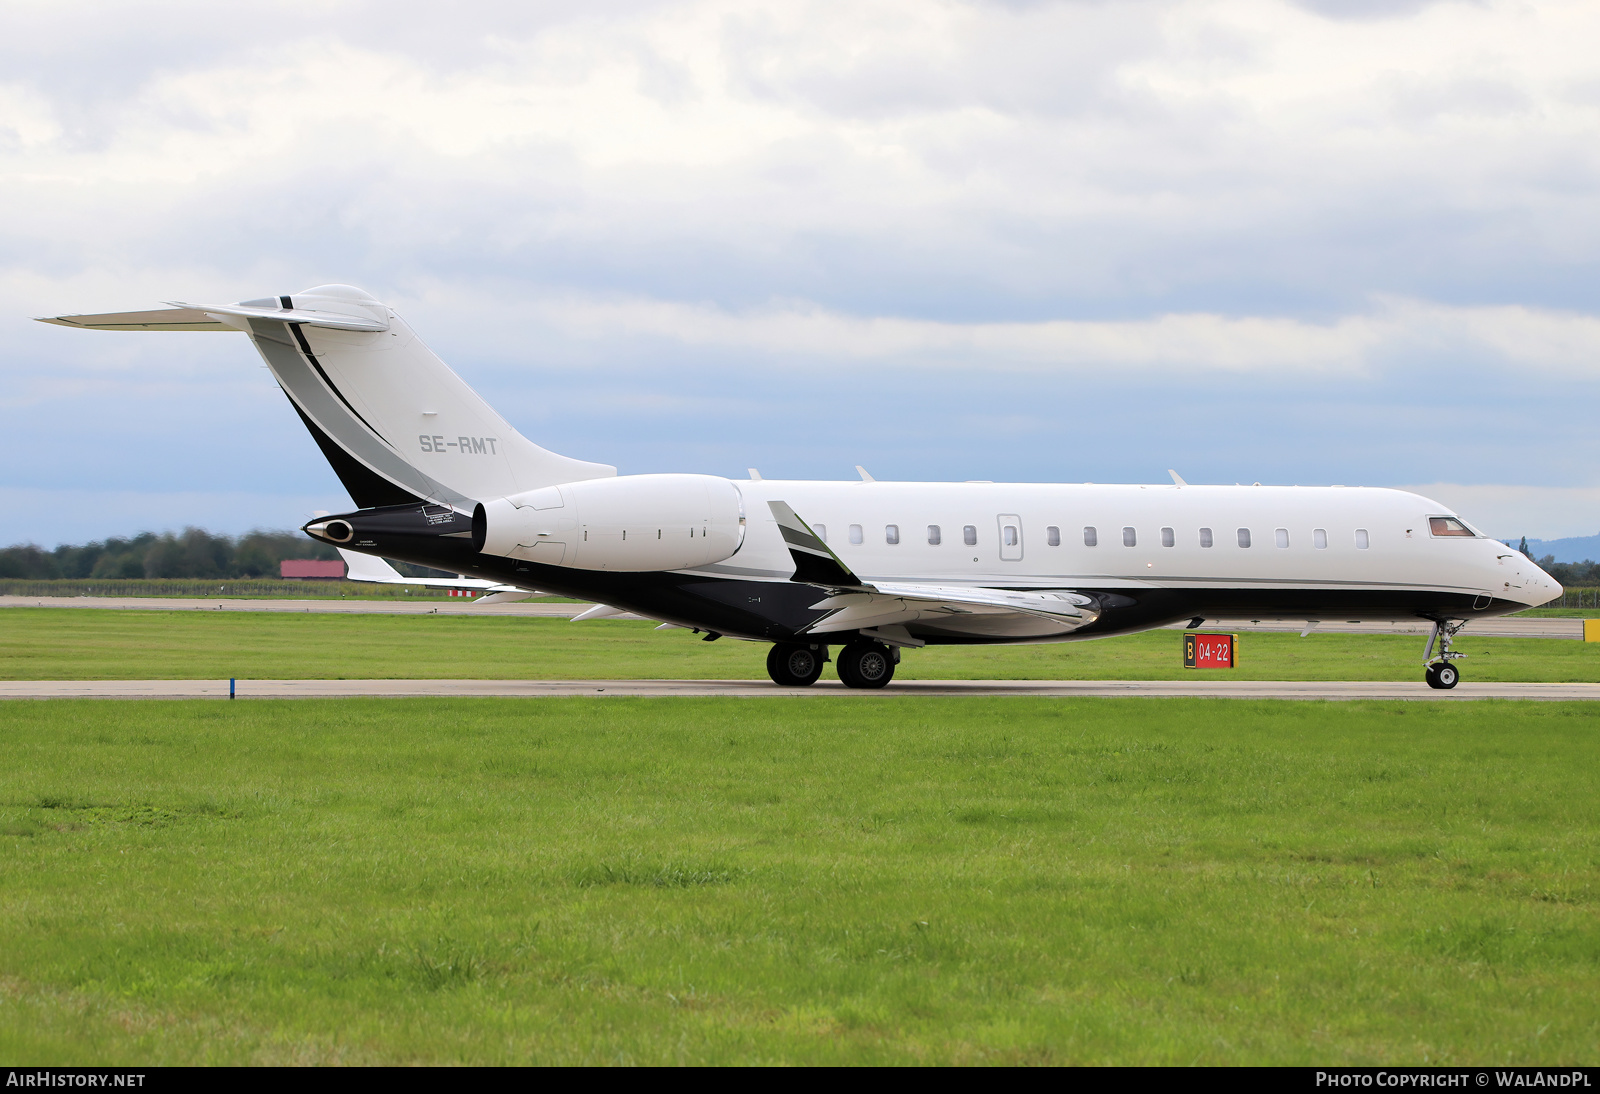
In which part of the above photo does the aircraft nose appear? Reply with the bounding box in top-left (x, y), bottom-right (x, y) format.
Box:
top-left (1521, 555), bottom-right (1562, 606)
top-left (1488, 542), bottom-right (1560, 607)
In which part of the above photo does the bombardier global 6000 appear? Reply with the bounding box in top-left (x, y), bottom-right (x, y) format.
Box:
top-left (41, 284), bottom-right (1561, 689)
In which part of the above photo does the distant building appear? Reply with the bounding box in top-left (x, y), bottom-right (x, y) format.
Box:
top-left (280, 559), bottom-right (346, 579)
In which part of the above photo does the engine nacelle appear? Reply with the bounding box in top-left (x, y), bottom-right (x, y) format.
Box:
top-left (475, 474), bottom-right (745, 571)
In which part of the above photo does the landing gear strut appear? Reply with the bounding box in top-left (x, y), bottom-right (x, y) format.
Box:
top-left (766, 643), bottom-right (826, 687)
top-left (1423, 619), bottom-right (1466, 690)
top-left (837, 641), bottom-right (897, 689)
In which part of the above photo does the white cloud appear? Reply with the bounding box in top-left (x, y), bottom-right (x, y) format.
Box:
top-left (409, 287), bottom-right (1600, 376)
top-left (4, 0), bottom-right (1600, 541)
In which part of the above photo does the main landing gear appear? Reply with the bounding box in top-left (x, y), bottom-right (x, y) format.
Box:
top-left (766, 643), bottom-right (826, 687)
top-left (764, 640), bottom-right (899, 688)
top-left (836, 641), bottom-right (897, 689)
top-left (1423, 619), bottom-right (1466, 690)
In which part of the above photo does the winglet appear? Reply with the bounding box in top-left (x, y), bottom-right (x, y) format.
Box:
top-left (768, 501), bottom-right (865, 588)
top-left (1168, 469), bottom-right (1188, 487)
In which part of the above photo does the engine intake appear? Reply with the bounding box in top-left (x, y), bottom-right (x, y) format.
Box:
top-left (477, 474), bottom-right (744, 571)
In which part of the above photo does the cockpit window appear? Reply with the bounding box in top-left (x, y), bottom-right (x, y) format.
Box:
top-left (1429, 516), bottom-right (1475, 537)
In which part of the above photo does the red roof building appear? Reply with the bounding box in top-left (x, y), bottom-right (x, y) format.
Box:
top-left (280, 559), bottom-right (347, 579)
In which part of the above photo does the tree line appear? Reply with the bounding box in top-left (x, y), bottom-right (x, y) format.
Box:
top-left (0, 529), bottom-right (340, 581)
top-left (1535, 557), bottom-right (1600, 587)
top-left (1507, 538), bottom-right (1600, 586)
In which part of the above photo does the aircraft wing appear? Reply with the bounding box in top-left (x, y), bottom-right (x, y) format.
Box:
top-left (768, 500), bottom-right (1100, 639)
top-left (803, 583), bottom-right (1098, 637)
top-left (336, 547), bottom-right (531, 595)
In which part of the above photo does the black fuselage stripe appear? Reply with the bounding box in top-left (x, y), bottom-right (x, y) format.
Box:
top-left (287, 322), bottom-right (391, 445)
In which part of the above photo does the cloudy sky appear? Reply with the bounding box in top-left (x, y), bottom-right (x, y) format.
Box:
top-left (5, 0), bottom-right (1600, 544)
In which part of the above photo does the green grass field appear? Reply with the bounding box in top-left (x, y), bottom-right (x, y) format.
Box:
top-left (2, 607), bottom-right (1598, 682)
top-left (0, 697), bottom-right (1595, 1064)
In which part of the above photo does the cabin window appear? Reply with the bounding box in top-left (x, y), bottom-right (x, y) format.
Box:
top-left (1123, 527), bottom-right (1137, 547)
top-left (1237, 528), bottom-right (1252, 548)
top-left (963, 525), bottom-right (977, 546)
top-left (1429, 517), bottom-right (1474, 537)
top-left (1313, 528), bottom-right (1327, 549)
top-left (885, 524), bottom-right (900, 545)
top-left (814, 524), bottom-right (827, 543)
top-left (1161, 527), bottom-right (1174, 548)
top-left (1275, 528), bottom-right (1289, 548)
top-left (1355, 528), bottom-right (1369, 549)
top-left (1046, 526), bottom-right (1060, 547)
top-left (1083, 526), bottom-right (1098, 547)
top-left (1003, 525), bottom-right (1019, 547)
top-left (849, 524), bottom-right (863, 545)
top-left (928, 525), bottom-right (941, 545)
top-left (1199, 527), bottom-right (1213, 548)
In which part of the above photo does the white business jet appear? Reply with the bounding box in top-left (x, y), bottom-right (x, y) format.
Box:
top-left (40, 285), bottom-right (1561, 690)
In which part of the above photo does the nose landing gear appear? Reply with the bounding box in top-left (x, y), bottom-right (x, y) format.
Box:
top-left (1423, 619), bottom-right (1466, 689)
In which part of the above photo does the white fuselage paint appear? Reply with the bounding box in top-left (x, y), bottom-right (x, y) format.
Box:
top-left (700, 480), bottom-right (1557, 615)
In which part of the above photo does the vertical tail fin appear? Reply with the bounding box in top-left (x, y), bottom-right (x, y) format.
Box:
top-left (41, 285), bottom-right (615, 511)
top-left (239, 286), bottom-right (615, 510)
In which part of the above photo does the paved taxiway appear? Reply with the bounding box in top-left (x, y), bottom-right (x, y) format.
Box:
top-left (0, 596), bottom-right (1582, 638)
top-left (4, 679), bottom-right (1598, 700)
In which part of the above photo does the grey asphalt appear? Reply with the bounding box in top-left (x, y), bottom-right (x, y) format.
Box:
top-left (3, 678), bottom-right (1597, 700)
top-left (0, 596), bottom-right (1582, 637)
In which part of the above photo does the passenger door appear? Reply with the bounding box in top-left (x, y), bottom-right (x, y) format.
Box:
top-left (997, 514), bottom-right (1023, 561)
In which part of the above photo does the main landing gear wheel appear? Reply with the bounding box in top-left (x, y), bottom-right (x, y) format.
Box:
top-left (837, 641), bottom-right (895, 689)
top-left (1425, 662), bottom-right (1459, 690)
top-left (767, 643), bottom-right (825, 687)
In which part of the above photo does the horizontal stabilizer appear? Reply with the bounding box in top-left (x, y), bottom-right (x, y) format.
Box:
top-left (768, 501), bottom-right (863, 588)
top-left (167, 300), bottom-right (389, 332)
top-left (336, 547), bottom-right (524, 593)
top-left (35, 307), bottom-right (230, 332)
top-left (37, 300), bottom-right (389, 333)
top-left (570, 603), bottom-right (629, 621)
top-left (338, 548), bottom-right (408, 583)
top-left (473, 591), bottom-right (537, 605)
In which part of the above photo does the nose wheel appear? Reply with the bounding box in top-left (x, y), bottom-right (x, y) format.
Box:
top-left (766, 643), bottom-right (826, 687)
top-left (1423, 619), bottom-right (1465, 689)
